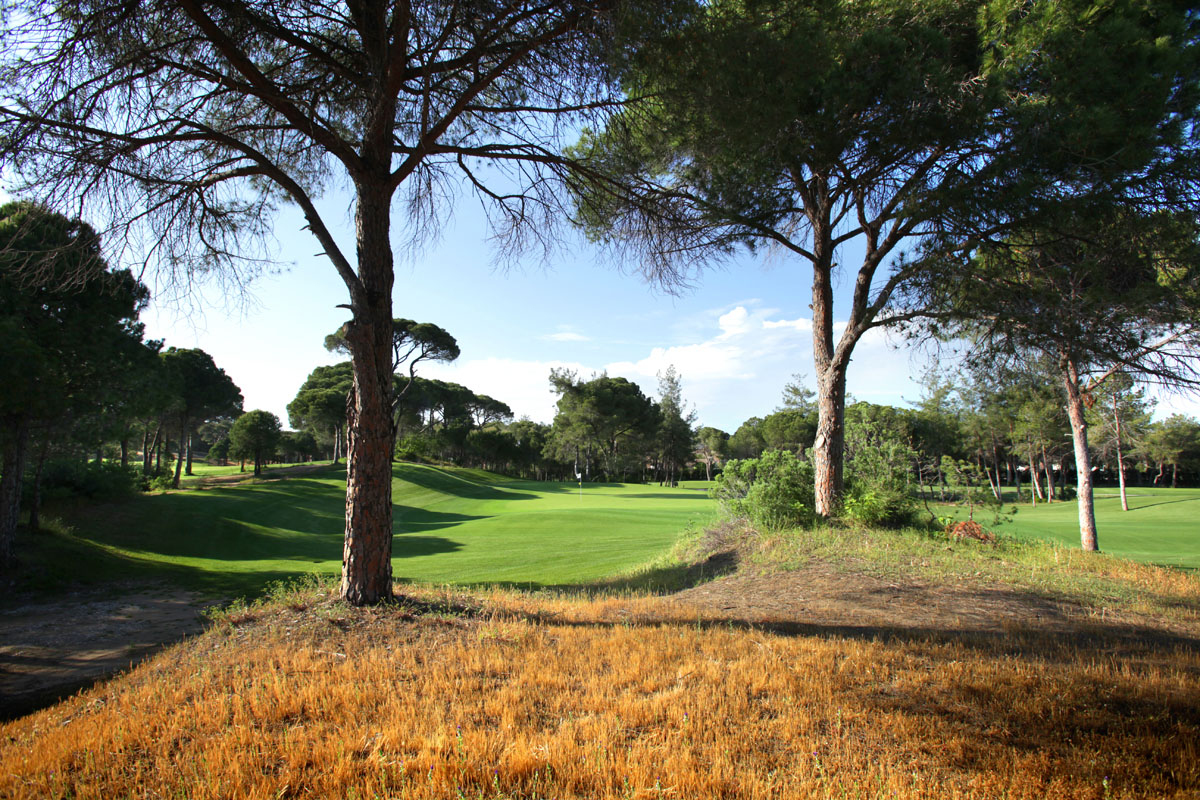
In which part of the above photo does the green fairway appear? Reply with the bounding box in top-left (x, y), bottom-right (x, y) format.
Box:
top-left (961, 486), bottom-right (1200, 569)
top-left (22, 463), bottom-right (713, 598)
top-left (181, 461), bottom-right (315, 479)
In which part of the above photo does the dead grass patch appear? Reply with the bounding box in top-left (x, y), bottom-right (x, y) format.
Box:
top-left (2, 585), bottom-right (1197, 799)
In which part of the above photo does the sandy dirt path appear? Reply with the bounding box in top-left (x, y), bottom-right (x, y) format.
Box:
top-left (0, 587), bottom-right (211, 720)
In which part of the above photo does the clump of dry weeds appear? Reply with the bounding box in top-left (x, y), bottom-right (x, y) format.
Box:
top-left (1, 584), bottom-right (1198, 799)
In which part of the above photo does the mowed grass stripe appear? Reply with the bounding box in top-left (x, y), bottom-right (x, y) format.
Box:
top-left (33, 463), bottom-right (711, 598)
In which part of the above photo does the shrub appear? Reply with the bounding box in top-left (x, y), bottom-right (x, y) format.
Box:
top-left (711, 449), bottom-right (814, 530)
top-left (844, 410), bottom-right (919, 528)
top-left (395, 434), bottom-right (432, 462)
top-left (29, 459), bottom-right (140, 502)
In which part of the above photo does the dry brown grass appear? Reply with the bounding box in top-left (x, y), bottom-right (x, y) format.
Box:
top-left (2, 586), bottom-right (1198, 799)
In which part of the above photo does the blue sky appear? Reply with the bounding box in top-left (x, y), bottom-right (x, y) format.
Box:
top-left (139, 193), bottom-right (950, 434)
top-left (141, 190), bottom-right (1200, 433)
top-left (6, 179), bottom-right (1194, 432)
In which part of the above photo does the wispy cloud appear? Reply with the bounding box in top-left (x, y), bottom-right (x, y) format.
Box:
top-left (424, 303), bottom-right (930, 429)
top-left (544, 331), bottom-right (591, 342)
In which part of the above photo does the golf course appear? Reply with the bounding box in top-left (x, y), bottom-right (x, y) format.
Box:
top-left (18, 463), bottom-right (715, 598)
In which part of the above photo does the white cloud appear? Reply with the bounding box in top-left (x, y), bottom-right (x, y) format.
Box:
top-left (762, 316), bottom-right (813, 332)
top-left (418, 305), bottom-right (931, 432)
top-left (603, 304), bottom-right (929, 430)
top-left (423, 357), bottom-right (589, 423)
top-left (544, 331), bottom-right (590, 342)
top-left (716, 306), bottom-right (753, 339)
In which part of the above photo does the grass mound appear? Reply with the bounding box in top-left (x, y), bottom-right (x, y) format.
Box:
top-left (3, 582), bottom-right (1197, 799)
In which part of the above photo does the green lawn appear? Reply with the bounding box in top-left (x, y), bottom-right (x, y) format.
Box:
top-left (17, 463), bottom-right (714, 599)
top-left (951, 486), bottom-right (1200, 569)
top-left (182, 461), bottom-right (315, 479)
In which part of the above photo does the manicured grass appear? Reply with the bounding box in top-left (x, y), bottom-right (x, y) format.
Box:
top-left (17, 463), bottom-right (712, 599)
top-left (943, 486), bottom-right (1200, 569)
top-left (182, 461), bottom-right (315, 479)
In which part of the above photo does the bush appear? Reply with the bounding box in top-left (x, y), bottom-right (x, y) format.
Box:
top-left (711, 449), bottom-right (814, 530)
top-left (843, 410), bottom-right (919, 528)
top-left (395, 434), bottom-right (432, 462)
top-left (29, 459), bottom-right (141, 502)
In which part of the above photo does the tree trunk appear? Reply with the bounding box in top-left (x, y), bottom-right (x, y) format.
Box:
top-left (0, 418), bottom-right (31, 567)
top-left (1042, 444), bottom-right (1055, 504)
top-left (1172, 462), bottom-right (1178, 489)
top-left (172, 418), bottom-right (186, 488)
top-left (28, 435), bottom-right (51, 534)
top-left (1027, 438), bottom-right (1041, 504)
top-left (810, 214), bottom-right (850, 519)
top-left (1112, 391), bottom-right (1129, 512)
top-left (813, 365), bottom-right (847, 517)
top-left (185, 432), bottom-right (194, 476)
top-left (340, 181), bottom-right (396, 606)
top-left (120, 436), bottom-right (129, 469)
top-left (1062, 359), bottom-right (1098, 552)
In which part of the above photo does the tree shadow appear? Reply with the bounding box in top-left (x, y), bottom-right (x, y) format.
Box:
top-left (394, 463), bottom-right (543, 501)
top-left (1124, 497), bottom-right (1200, 510)
top-left (443, 550), bottom-right (741, 596)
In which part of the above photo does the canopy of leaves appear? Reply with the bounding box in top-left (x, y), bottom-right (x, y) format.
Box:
top-left (546, 369), bottom-right (659, 479)
top-left (0, 202), bottom-right (152, 427)
top-left (229, 409), bottom-right (282, 472)
top-left (160, 347), bottom-right (244, 425)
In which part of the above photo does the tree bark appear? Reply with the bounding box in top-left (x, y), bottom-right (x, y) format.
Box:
top-left (1042, 444), bottom-right (1055, 504)
top-left (341, 180), bottom-right (396, 606)
top-left (28, 435), bottom-right (51, 533)
top-left (1062, 358), bottom-right (1098, 552)
top-left (1027, 438), bottom-right (1041, 504)
top-left (172, 418), bottom-right (186, 488)
top-left (185, 432), bottom-right (194, 476)
top-left (809, 207), bottom-right (848, 518)
top-left (0, 418), bottom-right (31, 567)
top-left (1112, 391), bottom-right (1129, 512)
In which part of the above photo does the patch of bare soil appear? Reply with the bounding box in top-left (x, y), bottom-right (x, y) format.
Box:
top-left (673, 560), bottom-right (1200, 650)
top-left (0, 587), bottom-right (211, 720)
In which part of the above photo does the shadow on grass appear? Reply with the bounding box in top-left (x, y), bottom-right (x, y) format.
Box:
top-left (413, 583), bottom-right (1200, 670)
top-left (427, 550), bottom-right (742, 597)
top-left (395, 463), bottom-right (546, 501)
top-left (1124, 497), bottom-right (1200, 510)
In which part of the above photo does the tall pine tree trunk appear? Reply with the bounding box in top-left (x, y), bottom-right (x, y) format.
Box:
top-left (1027, 438), bottom-right (1042, 504)
top-left (341, 180), bottom-right (396, 606)
top-left (1062, 357), bottom-right (1098, 551)
top-left (1042, 444), bottom-right (1055, 503)
top-left (172, 418), bottom-right (186, 488)
top-left (185, 432), bottom-right (194, 476)
top-left (812, 364), bottom-right (847, 517)
top-left (1112, 391), bottom-right (1129, 511)
top-left (0, 419), bottom-right (30, 567)
top-left (28, 435), bottom-right (50, 533)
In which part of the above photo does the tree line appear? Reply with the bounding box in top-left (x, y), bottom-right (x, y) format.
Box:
top-left (0, 202), bottom-right (314, 565)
